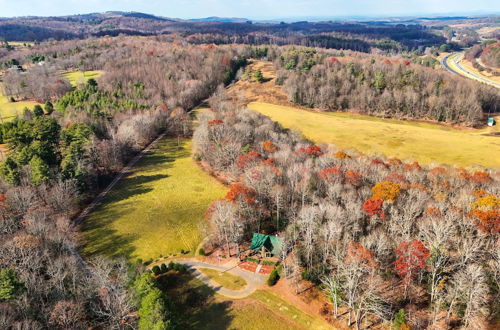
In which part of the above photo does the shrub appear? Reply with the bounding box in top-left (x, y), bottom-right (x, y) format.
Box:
top-left (245, 257), bottom-right (259, 264)
top-left (198, 248), bottom-right (206, 256)
top-left (267, 266), bottom-right (282, 286)
top-left (151, 265), bottom-right (161, 275)
top-left (168, 261), bottom-right (174, 270)
top-left (160, 263), bottom-right (168, 273)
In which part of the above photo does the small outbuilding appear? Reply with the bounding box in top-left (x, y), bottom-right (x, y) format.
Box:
top-left (249, 233), bottom-right (283, 258)
top-left (487, 117), bottom-right (496, 127)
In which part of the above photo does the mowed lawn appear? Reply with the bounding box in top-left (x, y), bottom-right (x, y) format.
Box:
top-left (248, 102), bottom-right (500, 168)
top-left (158, 272), bottom-right (330, 330)
top-left (82, 137), bottom-right (227, 261)
top-left (198, 268), bottom-right (247, 290)
top-left (0, 83), bottom-right (41, 121)
top-left (62, 70), bottom-right (103, 86)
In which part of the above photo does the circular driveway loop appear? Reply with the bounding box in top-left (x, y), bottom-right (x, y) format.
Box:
top-left (179, 260), bottom-right (268, 298)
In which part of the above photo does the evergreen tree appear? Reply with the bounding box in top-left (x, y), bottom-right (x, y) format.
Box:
top-left (0, 268), bottom-right (24, 301)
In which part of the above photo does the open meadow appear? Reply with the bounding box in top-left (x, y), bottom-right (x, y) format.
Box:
top-left (0, 83), bottom-right (40, 121)
top-left (82, 137), bottom-right (227, 261)
top-left (61, 70), bottom-right (103, 86)
top-left (248, 102), bottom-right (500, 168)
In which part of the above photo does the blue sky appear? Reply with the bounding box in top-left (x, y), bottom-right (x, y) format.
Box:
top-left (0, 0), bottom-right (498, 19)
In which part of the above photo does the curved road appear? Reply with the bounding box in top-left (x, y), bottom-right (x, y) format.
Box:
top-left (178, 260), bottom-right (267, 299)
top-left (441, 52), bottom-right (500, 89)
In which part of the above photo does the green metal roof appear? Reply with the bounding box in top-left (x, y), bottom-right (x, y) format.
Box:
top-left (269, 235), bottom-right (283, 255)
top-left (249, 233), bottom-right (283, 255)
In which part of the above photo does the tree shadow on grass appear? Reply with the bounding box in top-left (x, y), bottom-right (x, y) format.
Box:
top-left (81, 173), bottom-right (169, 259)
top-left (135, 139), bottom-right (191, 173)
top-left (157, 272), bottom-right (235, 330)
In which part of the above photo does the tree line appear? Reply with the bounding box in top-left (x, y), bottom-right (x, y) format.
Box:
top-left (272, 47), bottom-right (499, 126)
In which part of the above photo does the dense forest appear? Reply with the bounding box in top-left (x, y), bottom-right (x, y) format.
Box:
top-left (195, 92), bottom-right (499, 328)
top-left (0, 12), bottom-right (449, 53)
top-left (0, 37), bottom-right (248, 328)
top-left (270, 47), bottom-right (499, 125)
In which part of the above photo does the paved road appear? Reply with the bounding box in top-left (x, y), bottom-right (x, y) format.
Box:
top-left (178, 260), bottom-right (267, 299)
top-left (441, 52), bottom-right (500, 89)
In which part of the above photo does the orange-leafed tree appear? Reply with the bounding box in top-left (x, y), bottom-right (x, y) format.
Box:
top-left (297, 145), bottom-right (323, 157)
top-left (262, 141), bottom-right (277, 152)
top-left (470, 171), bottom-right (492, 184)
top-left (226, 183), bottom-right (256, 205)
top-left (318, 166), bottom-right (342, 182)
top-left (371, 181), bottom-right (401, 202)
top-left (345, 170), bottom-right (362, 186)
top-left (346, 242), bottom-right (377, 268)
top-left (334, 151), bottom-right (350, 159)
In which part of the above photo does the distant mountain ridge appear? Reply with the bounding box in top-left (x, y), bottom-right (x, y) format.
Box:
top-left (188, 16), bottom-right (251, 23)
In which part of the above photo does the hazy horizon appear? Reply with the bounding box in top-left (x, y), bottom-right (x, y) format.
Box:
top-left (0, 0), bottom-right (499, 19)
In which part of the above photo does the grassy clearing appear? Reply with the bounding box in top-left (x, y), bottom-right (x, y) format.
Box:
top-left (157, 271), bottom-right (309, 330)
top-left (248, 102), bottom-right (500, 169)
top-left (82, 137), bottom-right (227, 261)
top-left (0, 83), bottom-right (41, 121)
top-left (250, 290), bottom-right (333, 330)
top-left (62, 70), bottom-right (103, 86)
top-left (198, 267), bottom-right (247, 290)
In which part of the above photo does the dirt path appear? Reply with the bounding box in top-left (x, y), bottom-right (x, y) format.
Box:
top-left (178, 259), bottom-right (267, 299)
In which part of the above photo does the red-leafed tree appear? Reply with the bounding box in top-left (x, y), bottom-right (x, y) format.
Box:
top-left (236, 151), bottom-right (261, 170)
top-left (208, 119), bottom-right (223, 127)
top-left (318, 166), bottom-right (342, 182)
top-left (371, 159), bottom-right (388, 168)
top-left (297, 145), bottom-right (323, 157)
top-left (362, 198), bottom-right (383, 216)
top-left (394, 241), bottom-right (431, 296)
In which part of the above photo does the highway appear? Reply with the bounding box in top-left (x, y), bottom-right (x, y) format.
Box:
top-left (441, 52), bottom-right (500, 89)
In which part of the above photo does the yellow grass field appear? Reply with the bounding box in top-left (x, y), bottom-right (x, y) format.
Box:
top-left (82, 137), bottom-right (227, 261)
top-left (248, 102), bottom-right (500, 169)
top-left (62, 70), bottom-right (103, 86)
top-left (0, 83), bottom-right (41, 121)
